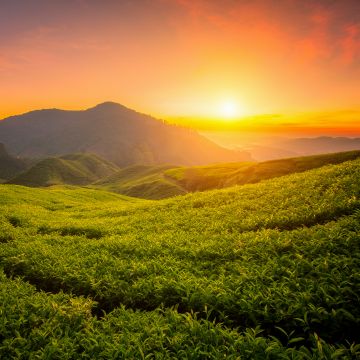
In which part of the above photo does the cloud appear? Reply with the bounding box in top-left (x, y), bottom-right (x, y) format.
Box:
top-left (173, 0), bottom-right (360, 67)
top-left (338, 24), bottom-right (360, 65)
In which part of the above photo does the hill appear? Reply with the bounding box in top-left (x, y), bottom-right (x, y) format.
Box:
top-left (247, 136), bottom-right (360, 161)
top-left (281, 136), bottom-right (360, 155)
top-left (8, 150), bottom-right (360, 200)
top-left (96, 150), bottom-right (360, 199)
top-left (94, 164), bottom-right (186, 199)
top-left (165, 150), bottom-right (360, 192)
top-left (243, 136), bottom-right (360, 161)
top-left (203, 132), bottom-right (360, 160)
top-left (0, 102), bottom-right (251, 166)
top-left (0, 143), bottom-right (28, 181)
top-left (8, 153), bottom-right (119, 187)
top-left (0, 159), bottom-right (359, 357)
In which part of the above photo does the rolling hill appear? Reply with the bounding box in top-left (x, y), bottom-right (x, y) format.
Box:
top-left (94, 150), bottom-right (360, 198)
top-left (8, 153), bottom-right (119, 187)
top-left (9, 150), bottom-right (360, 200)
top-left (0, 159), bottom-right (359, 357)
top-left (0, 102), bottom-right (251, 166)
top-left (165, 150), bottom-right (360, 192)
top-left (94, 164), bottom-right (186, 199)
top-left (0, 143), bottom-right (28, 182)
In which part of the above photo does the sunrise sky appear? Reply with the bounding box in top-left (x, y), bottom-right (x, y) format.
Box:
top-left (0, 0), bottom-right (359, 134)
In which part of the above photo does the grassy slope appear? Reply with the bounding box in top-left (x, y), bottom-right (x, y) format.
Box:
top-left (6, 150), bottom-right (360, 201)
top-left (94, 164), bottom-right (187, 199)
top-left (0, 144), bottom-right (28, 181)
top-left (165, 150), bottom-right (360, 192)
top-left (0, 156), bottom-right (27, 181)
top-left (96, 150), bottom-right (360, 199)
top-left (1, 159), bottom-right (360, 357)
top-left (7, 153), bottom-right (119, 187)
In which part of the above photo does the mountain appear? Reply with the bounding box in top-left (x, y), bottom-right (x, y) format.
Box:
top-left (8, 153), bottom-right (119, 187)
top-left (279, 136), bottom-right (360, 155)
top-left (240, 145), bottom-right (299, 161)
top-left (0, 102), bottom-right (251, 166)
top-left (0, 143), bottom-right (28, 181)
top-left (202, 132), bottom-right (360, 161)
top-left (243, 137), bottom-right (360, 160)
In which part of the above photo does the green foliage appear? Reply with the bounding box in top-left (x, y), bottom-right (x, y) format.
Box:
top-left (166, 150), bottom-right (360, 192)
top-left (94, 164), bottom-right (186, 199)
top-left (6, 150), bottom-right (360, 201)
top-left (8, 153), bottom-right (119, 187)
top-left (95, 150), bottom-right (360, 199)
top-left (1, 272), bottom-right (358, 359)
top-left (1, 159), bottom-right (360, 357)
top-left (0, 143), bottom-right (28, 180)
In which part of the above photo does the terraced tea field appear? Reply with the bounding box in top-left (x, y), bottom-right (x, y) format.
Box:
top-left (1, 159), bottom-right (360, 358)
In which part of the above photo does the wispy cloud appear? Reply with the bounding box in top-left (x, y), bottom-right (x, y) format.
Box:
top-left (0, 0), bottom-right (359, 120)
top-left (174, 0), bottom-right (360, 67)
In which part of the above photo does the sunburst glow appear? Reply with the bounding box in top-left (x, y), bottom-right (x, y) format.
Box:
top-left (219, 101), bottom-right (239, 119)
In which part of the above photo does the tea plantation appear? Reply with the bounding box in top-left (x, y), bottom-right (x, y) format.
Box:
top-left (1, 159), bottom-right (360, 358)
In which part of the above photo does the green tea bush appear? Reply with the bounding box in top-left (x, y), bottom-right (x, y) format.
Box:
top-left (1, 271), bottom-right (359, 359)
top-left (1, 159), bottom-right (360, 357)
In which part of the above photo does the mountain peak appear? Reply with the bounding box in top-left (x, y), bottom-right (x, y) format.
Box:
top-left (89, 102), bottom-right (131, 112)
top-left (0, 104), bottom-right (251, 166)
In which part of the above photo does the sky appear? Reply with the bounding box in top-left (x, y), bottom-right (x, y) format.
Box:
top-left (0, 0), bottom-right (359, 135)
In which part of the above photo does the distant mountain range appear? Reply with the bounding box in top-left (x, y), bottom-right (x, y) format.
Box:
top-left (243, 137), bottom-right (360, 161)
top-left (279, 136), bottom-right (360, 154)
top-left (0, 102), bottom-right (251, 166)
top-left (202, 132), bottom-right (360, 161)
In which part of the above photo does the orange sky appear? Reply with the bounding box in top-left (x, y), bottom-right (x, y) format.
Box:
top-left (0, 0), bottom-right (359, 134)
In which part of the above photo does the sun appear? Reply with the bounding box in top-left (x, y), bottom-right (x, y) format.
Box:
top-left (219, 100), bottom-right (239, 119)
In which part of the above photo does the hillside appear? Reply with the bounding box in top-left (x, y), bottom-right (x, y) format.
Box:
top-left (166, 150), bottom-right (360, 192)
top-left (0, 102), bottom-right (250, 166)
top-left (0, 159), bottom-right (359, 357)
top-left (8, 153), bottom-right (119, 187)
top-left (8, 150), bottom-right (360, 200)
top-left (0, 143), bottom-right (28, 181)
top-left (95, 150), bottom-right (360, 199)
top-left (94, 164), bottom-right (186, 199)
